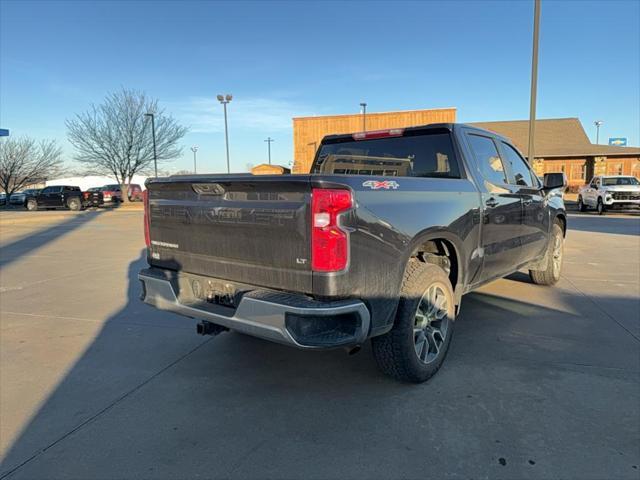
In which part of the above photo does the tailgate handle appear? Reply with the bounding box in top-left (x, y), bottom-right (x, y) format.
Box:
top-left (192, 183), bottom-right (226, 195)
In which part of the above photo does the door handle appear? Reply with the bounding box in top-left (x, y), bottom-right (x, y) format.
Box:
top-left (485, 197), bottom-right (499, 208)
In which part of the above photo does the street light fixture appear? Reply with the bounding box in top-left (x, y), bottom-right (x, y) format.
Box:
top-left (594, 120), bottom-right (604, 144)
top-left (360, 102), bottom-right (367, 131)
top-left (191, 145), bottom-right (198, 174)
top-left (143, 113), bottom-right (158, 177)
top-left (264, 137), bottom-right (274, 165)
top-left (217, 94), bottom-right (233, 173)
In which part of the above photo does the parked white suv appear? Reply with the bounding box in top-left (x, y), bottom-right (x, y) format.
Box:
top-left (578, 175), bottom-right (640, 214)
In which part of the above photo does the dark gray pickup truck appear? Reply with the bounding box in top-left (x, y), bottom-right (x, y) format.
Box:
top-left (139, 123), bottom-right (567, 383)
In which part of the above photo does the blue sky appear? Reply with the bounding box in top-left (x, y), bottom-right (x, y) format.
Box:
top-left (1, 0), bottom-right (639, 174)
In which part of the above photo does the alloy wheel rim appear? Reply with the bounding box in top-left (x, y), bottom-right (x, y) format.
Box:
top-left (413, 284), bottom-right (450, 364)
top-left (552, 233), bottom-right (563, 277)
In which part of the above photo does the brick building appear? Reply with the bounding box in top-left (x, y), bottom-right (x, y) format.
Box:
top-left (471, 118), bottom-right (640, 190)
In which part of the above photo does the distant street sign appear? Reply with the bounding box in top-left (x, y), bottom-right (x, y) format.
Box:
top-left (608, 137), bottom-right (627, 146)
top-left (0, 129), bottom-right (9, 137)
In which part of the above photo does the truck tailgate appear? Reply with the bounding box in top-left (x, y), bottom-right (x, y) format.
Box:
top-left (147, 175), bottom-right (313, 293)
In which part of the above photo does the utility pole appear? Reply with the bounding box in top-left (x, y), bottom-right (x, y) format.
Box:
top-left (144, 113), bottom-right (158, 177)
top-left (264, 137), bottom-right (274, 164)
top-left (191, 145), bottom-right (198, 173)
top-left (527, 0), bottom-right (541, 165)
top-left (594, 120), bottom-right (604, 144)
top-left (360, 102), bottom-right (367, 131)
top-left (217, 94), bottom-right (233, 173)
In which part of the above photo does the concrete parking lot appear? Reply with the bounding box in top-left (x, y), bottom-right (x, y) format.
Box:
top-left (0, 208), bottom-right (639, 479)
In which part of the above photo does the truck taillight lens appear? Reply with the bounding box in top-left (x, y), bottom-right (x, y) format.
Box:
top-left (143, 189), bottom-right (150, 247)
top-left (311, 188), bottom-right (353, 272)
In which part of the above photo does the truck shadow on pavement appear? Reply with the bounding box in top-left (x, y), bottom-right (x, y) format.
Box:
top-left (0, 210), bottom-right (106, 269)
top-left (1, 249), bottom-right (639, 479)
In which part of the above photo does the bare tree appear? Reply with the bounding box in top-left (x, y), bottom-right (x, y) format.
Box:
top-left (0, 137), bottom-right (63, 201)
top-left (66, 88), bottom-right (187, 202)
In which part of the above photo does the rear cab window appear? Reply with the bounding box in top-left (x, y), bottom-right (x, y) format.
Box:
top-left (312, 129), bottom-right (461, 179)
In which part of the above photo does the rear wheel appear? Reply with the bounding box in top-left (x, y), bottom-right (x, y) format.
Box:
top-left (577, 195), bottom-right (586, 212)
top-left (597, 197), bottom-right (606, 215)
top-left (529, 222), bottom-right (564, 285)
top-left (371, 261), bottom-right (455, 383)
top-left (26, 199), bottom-right (38, 211)
top-left (67, 197), bottom-right (81, 211)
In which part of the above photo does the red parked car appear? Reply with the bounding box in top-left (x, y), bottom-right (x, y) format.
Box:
top-left (101, 184), bottom-right (143, 203)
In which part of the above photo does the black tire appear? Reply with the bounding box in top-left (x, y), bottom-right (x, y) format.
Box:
top-left (529, 221), bottom-right (564, 286)
top-left (67, 197), bottom-right (81, 211)
top-left (26, 199), bottom-right (38, 211)
top-left (371, 261), bottom-right (455, 383)
top-left (577, 195), bottom-right (586, 212)
top-left (597, 197), bottom-right (606, 215)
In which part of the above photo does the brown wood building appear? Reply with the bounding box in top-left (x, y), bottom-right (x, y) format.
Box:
top-left (292, 107), bottom-right (456, 173)
top-left (472, 118), bottom-right (640, 191)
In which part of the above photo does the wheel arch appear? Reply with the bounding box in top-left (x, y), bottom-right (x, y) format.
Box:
top-left (404, 228), bottom-right (466, 304)
top-left (555, 213), bottom-right (567, 237)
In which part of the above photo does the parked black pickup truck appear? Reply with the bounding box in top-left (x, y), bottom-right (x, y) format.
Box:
top-left (139, 123), bottom-right (567, 383)
top-left (25, 185), bottom-right (86, 211)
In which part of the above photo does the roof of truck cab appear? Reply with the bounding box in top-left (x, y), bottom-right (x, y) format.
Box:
top-left (320, 123), bottom-right (507, 143)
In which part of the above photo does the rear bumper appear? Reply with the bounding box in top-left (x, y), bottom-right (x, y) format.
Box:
top-left (138, 269), bottom-right (370, 349)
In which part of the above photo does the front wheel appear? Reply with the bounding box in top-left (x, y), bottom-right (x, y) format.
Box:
top-left (597, 198), bottom-right (606, 215)
top-left (371, 261), bottom-right (455, 383)
top-left (26, 199), bottom-right (38, 211)
top-left (577, 195), bottom-right (586, 212)
top-left (529, 222), bottom-right (564, 285)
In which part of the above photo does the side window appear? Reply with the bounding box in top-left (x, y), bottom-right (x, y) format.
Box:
top-left (501, 142), bottom-right (534, 187)
top-left (591, 178), bottom-right (600, 188)
top-left (52, 186), bottom-right (63, 193)
top-left (41, 187), bottom-right (52, 194)
top-left (467, 134), bottom-right (508, 185)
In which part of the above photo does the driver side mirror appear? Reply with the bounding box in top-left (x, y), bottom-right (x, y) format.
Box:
top-left (543, 172), bottom-right (567, 191)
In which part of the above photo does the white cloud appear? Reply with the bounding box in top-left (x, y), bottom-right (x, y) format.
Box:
top-left (167, 96), bottom-right (315, 134)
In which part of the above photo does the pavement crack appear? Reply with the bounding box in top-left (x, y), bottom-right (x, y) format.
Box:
top-left (0, 338), bottom-right (213, 480)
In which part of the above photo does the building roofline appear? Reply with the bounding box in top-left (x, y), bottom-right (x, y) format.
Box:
top-left (469, 117), bottom-right (580, 124)
top-left (293, 107), bottom-right (457, 121)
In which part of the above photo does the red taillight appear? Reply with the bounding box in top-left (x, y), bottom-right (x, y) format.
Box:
top-left (311, 188), bottom-right (353, 272)
top-left (83, 192), bottom-right (89, 199)
top-left (352, 128), bottom-right (404, 141)
top-left (143, 189), bottom-right (150, 247)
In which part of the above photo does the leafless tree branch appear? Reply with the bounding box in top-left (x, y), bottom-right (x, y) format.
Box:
top-left (66, 88), bottom-right (187, 201)
top-left (0, 137), bottom-right (64, 200)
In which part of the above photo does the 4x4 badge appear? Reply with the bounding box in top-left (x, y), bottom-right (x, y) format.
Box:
top-left (363, 180), bottom-right (399, 190)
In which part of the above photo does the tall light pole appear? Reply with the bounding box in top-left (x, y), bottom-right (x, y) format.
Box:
top-left (191, 145), bottom-right (198, 173)
top-left (264, 137), bottom-right (274, 165)
top-left (594, 120), bottom-right (604, 144)
top-left (144, 113), bottom-right (158, 177)
top-left (360, 102), bottom-right (367, 131)
top-left (217, 94), bottom-right (232, 173)
top-left (526, 0), bottom-right (541, 165)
